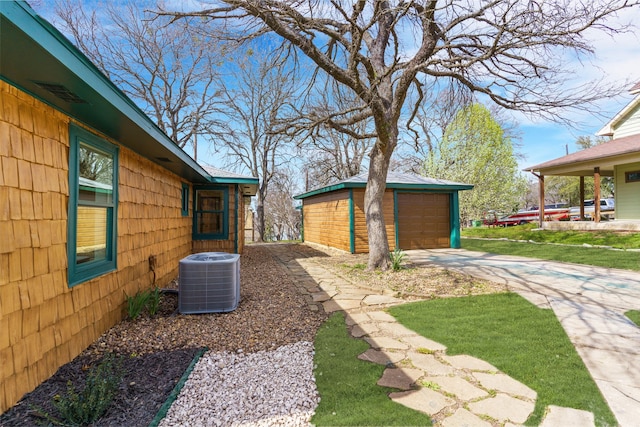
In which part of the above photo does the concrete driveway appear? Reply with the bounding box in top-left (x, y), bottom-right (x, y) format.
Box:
top-left (407, 248), bottom-right (640, 427)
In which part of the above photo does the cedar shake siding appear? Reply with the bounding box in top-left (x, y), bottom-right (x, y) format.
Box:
top-left (0, 81), bottom-right (192, 411)
top-left (296, 172), bottom-right (471, 254)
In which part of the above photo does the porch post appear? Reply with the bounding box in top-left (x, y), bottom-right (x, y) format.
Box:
top-left (538, 175), bottom-right (545, 227)
top-left (579, 176), bottom-right (585, 220)
top-left (594, 167), bottom-right (601, 223)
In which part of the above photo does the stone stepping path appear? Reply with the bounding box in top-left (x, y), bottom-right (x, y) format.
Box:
top-left (267, 244), bottom-right (596, 426)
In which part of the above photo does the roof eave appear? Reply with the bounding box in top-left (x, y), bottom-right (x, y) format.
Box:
top-left (206, 176), bottom-right (259, 196)
top-left (0, 1), bottom-right (211, 184)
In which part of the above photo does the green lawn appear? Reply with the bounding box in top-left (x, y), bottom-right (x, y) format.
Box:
top-left (626, 310), bottom-right (640, 327)
top-left (388, 293), bottom-right (617, 426)
top-left (461, 238), bottom-right (640, 271)
top-left (312, 313), bottom-right (432, 426)
top-left (462, 223), bottom-right (640, 249)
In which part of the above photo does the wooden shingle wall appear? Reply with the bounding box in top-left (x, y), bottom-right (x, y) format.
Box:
top-left (0, 80), bottom-right (194, 413)
top-left (302, 190), bottom-right (351, 252)
top-left (352, 189), bottom-right (396, 254)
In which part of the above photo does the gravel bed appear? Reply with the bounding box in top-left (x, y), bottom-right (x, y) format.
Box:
top-left (160, 342), bottom-right (318, 427)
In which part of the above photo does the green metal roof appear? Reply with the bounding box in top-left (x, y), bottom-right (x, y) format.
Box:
top-left (1, 1), bottom-right (255, 187)
top-left (294, 171), bottom-right (473, 199)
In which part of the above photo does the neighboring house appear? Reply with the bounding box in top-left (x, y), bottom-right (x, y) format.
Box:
top-left (294, 172), bottom-right (473, 253)
top-left (0, 1), bottom-right (257, 413)
top-left (525, 83), bottom-right (640, 224)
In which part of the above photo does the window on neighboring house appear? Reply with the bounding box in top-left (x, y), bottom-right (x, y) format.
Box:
top-left (181, 183), bottom-right (190, 216)
top-left (68, 125), bottom-right (118, 287)
top-left (193, 187), bottom-right (228, 239)
top-left (625, 170), bottom-right (640, 183)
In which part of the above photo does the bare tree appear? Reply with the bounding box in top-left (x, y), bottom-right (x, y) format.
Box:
top-left (54, 0), bottom-right (224, 151)
top-left (397, 84), bottom-right (472, 173)
top-left (161, 0), bottom-right (637, 269)
top-left (303, 83), bottom-right (373, 188)
top-left (264, 169), bottom-right (302, 241)
top-left (212, 48), bottom-right (300, 242)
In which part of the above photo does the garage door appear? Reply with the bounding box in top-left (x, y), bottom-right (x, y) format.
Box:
top-left (397, 193), bottom-right (450, 249)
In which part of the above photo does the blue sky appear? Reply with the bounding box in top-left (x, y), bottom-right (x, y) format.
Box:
top-left (32, 1), bottom-right (640, 177)
top-left (512, 5), bottom-right (640, 172)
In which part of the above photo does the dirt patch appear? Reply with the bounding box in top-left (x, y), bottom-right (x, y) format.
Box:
top-left (296, 245), bottom-right (507, 299)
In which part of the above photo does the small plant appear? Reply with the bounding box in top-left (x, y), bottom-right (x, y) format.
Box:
top-left (389, 248), bottom-right (406, 271)
top-left (147, 287), bottom-right (162, 316)
top-left (126, 290), bottom-right (150, 320)
top-left (32, 354), bottom-right (123, 426)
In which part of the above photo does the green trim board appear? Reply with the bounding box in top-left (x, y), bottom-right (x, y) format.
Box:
top-left (67, 124), bottom-right (118, 287)
top-left (234, 185), bottom-right (239, 253)
top-left (450, 192), bottom-right (461, 248)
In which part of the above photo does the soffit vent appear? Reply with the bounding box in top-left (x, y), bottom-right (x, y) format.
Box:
top-left (33, 81), bottom-right (87, 104)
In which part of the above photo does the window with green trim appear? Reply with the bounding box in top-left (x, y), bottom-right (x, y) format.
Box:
top-left (68, 125), bottom-right (118, 287)
top-left (181, 183), bottom-right (190, 216)
top-left (193, 187), bottom-right (228, 239)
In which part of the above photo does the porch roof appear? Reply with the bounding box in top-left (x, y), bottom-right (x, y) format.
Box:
top-left (524, 133), bottom-right (640, 176)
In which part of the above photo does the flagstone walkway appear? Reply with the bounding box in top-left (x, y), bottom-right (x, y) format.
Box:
top-left (267, 244), bottom-right (595, 427)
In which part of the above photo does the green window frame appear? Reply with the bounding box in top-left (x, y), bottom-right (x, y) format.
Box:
top-left (181, 183), bottom-right (190, 216)
top-left (193, 186), bottom-right (228, 240)
top-left (67, 125), bottom-right (118, 287)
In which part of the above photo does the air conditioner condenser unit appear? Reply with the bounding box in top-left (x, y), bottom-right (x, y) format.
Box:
top-left (178, 252), bottom-right (240, 314)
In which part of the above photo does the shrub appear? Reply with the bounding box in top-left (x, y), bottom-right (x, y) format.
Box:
top-left (33, 354), bottom-right (123, 426)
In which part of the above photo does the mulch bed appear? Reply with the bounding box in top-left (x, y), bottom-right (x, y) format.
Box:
top-left (0, 244), bottom-right (328, 426)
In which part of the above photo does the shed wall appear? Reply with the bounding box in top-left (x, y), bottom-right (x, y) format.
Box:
top-left (0, 80), bottom-right (240, 413)
top-left (302, 190), bottom-right (351, 252)
top-left (352, 189), bottom-right (396, 254)
top-left (615, 162), bottom-right (640, 220)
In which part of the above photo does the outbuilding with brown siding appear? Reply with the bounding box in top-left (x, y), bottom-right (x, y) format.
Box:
top-left (294, 172), bottom-right (473, 253)
top-left (0, 2), bottom-right (257, 413)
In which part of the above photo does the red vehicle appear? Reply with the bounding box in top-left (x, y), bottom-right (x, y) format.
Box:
top-left (486, 204), bottom-right (570, 227)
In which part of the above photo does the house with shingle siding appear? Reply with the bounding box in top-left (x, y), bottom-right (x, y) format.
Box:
top-left (0, 1), bottom-right (257, 412)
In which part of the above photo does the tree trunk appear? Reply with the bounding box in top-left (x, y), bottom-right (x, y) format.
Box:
top-left (255, 196), bottom-right (265, 242)
top-left (365, 140), bottom-right (393, 271)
